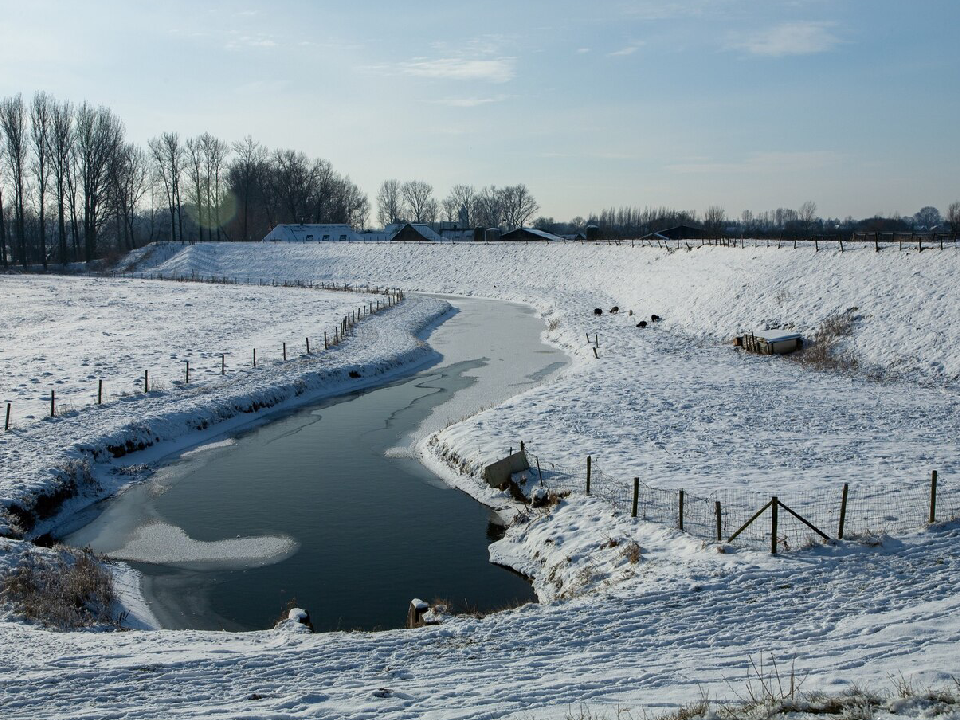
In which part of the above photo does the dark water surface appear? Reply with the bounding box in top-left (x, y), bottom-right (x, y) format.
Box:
top-left (66, 296), bottom-right (565, 632)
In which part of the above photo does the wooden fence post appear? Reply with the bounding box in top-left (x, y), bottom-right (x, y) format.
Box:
top-left (632, 478), bottom-right (639, 518)
top-left (185, 360), bottom-right (190, 384)
top-left (283, 342), bottom-right (287, 361)
top-left (325, 332), bottom-right (328, 350)
top-left (306, 337), bottom-right (310, 354)
top-left (771, 496), bottom-right (779, 554)
top-left (838, 483), bottom-right (849, 539)
top-left (537, 459), bottom-right (543, 486)
top-left (144, 370), bottom-right (149, 393)
top-left (715, 500), bottom-right (722, 541)
top-left (50, 390), bottom-right (55, 417)
top-left (4, 402), bottom-right (9, 431)
top-left (221, 354), bottom-right (225, 374)
top-left (586, 455), bottom-right (592, 495)
top-left (678, 490), bottom-right (684, 531)
top-left (253, 349), bottom-right (257, 368)
top-left (929, 470), bottom-right (938, 524)
top-left (98, 379), bottom-right (103, 405)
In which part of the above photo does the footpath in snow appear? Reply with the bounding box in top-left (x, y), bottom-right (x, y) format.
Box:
top-left (3, 241), bottom-right (960, 719)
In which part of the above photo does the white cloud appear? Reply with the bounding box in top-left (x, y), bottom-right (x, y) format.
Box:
top-left (576, 48), bottom-right (591, 54)
top-left (225, 34), bottom-right (276, 49)
top-left (730, 21), bottom-right (841, 57)
top-left (608, 43), bottom-right (645, 57)
top-left (391, 57), bottom-right (516, 83)
top-left (432, 95), bottom-right (509, 108)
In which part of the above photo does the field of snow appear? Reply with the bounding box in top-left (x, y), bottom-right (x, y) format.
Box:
top-left (3, 240), bottom-right (960, 719)
top-left (0, 274), bottom-right (383, 424)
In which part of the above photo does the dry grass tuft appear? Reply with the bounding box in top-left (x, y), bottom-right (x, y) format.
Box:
top-left (793, 310), bottom-right (858, 373)
top-left (1, 546), bottom-right (118, 630)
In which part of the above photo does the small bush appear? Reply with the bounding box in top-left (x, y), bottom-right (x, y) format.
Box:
top-left (1, 546), bottom-right (117, 630)
top-left (793, 310), bottom-right (858, 373)
top-left (621, 541), bottom-right (641, 564)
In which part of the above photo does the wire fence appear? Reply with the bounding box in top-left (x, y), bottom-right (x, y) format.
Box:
top-left (2, 272), bottom-right (405, 431)
top-left (524, 451), bottom-right (960, 552)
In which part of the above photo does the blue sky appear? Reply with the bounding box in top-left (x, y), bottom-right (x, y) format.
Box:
top-left (1, 0), bottom-right (957, 222)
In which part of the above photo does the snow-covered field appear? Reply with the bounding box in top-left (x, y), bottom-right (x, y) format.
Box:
top-left (3, 240), bottom-right (960, 719)
top-left (0, 274), bottom-right (383, 424)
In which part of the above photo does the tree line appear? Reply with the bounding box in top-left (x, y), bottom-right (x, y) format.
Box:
top-left (534, 201), bottom-right (960, 240)
top-left (0, 91), bottom-right (370, 266)
top-left (375, 180), bottom-right (539, 230)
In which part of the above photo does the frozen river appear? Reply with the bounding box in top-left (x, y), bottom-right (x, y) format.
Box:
top-left (65, 295), bottom-right (568, 631)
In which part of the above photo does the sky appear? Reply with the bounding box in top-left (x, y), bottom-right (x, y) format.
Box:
top-left (1, 0), bottom-right (958, 223)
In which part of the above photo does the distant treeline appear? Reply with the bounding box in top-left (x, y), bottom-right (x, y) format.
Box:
top-left (534, 202), bottom-right (960, 240)
top-left (2, 89), bottom-right (958, 266)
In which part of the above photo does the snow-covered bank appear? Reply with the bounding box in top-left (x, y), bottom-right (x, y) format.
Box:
top-left (0, 278), bottom-right (449, 537)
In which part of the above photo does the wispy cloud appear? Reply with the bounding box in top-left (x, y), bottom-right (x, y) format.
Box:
top-left (729, 21), bottom-right (841, 57)
top-left (225, 34), bottom-right (276, 49)
top-left (608, 42), bottom-right (645, 57)
top-left (378, 57), bottom-right (516, 83)
top-left (667, 150), bottom-right (841, 174)
top-left (576, 48), bottom-right (591, 54)
top-left (432, 94), bottom-right (509, 108)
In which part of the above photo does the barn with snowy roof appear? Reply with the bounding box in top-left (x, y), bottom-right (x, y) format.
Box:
top-left (500, 227), bottom-right (564, 242)
top-left (389, 223), bottom-right (443, 242)
top-left (263, 224), bottom-right (359, 242)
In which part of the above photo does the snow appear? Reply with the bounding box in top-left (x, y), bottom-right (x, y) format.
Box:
top-left (3, 240), bottom-right (960, 719)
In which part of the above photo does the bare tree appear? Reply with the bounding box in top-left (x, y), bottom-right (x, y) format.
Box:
top-left (704, 206), bottom-right (725, 238)
top-left (376, 179), bottom-right (404, 226)
top-left (148, 132), bottom-right (185, 242)
top-left (401, 180), bottom-right (437, 223)
top-left (798, 201), bottom-right (817, 235)
top-left (48, 99), bottom-right (74, 263)
top-left (229, 136), bottom-right (267, 241)
top-left (110, 143), bottom-right (148, 250)
top-left (499, 184), bottom-right (539, 229)
top-left (0, 94), bottom-right (28, 266)
top-left (185, 135), bottom-right (208, 241)
top-left (948, 201), bottom-right (960, 234)
top-left (0, 181), bottom-right (7, 267)
top-left (442, 184), bottom-right (476, 226)
top-left (201, 133), bottom-right (230, 240)
top-left (74, 102), bottom-right (123, 262)
top-left (30, 92), bottom-right (53, 268)
top-left (913, 205), bottom-right (942, 229)
top-left (472, 185), bottom-right (503, 228)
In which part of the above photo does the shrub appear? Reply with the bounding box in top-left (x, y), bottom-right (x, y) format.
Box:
top-left (1, 546), bottom-right (117, 630)
top-left (793, 310), bottom-right (858, 373)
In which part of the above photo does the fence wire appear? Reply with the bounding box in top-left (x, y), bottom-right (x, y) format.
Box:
top-left (525, 452), bottom-right (957, 551)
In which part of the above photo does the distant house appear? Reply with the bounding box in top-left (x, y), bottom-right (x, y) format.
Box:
top-left (500, 227), bottom-right (564, 242)
top-left (263, 224), bottom-right (358, 242)
top-left (389, 223), bottom-right (443, 242)
top-left (644, 224), bottom-right (705, 241)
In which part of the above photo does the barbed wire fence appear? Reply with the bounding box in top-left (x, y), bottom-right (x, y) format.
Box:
top-left (523, 450), bottom-right (959, 553)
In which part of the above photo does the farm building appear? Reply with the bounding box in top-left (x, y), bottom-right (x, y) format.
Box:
top-left (263, 224), bottom-right (359, 242)
top-left (500, 227), bottom-right (564, 242)
top-left (389, 223), bottom-right (443, 242)
top-left (735, 329), bottom-right (804, 355)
